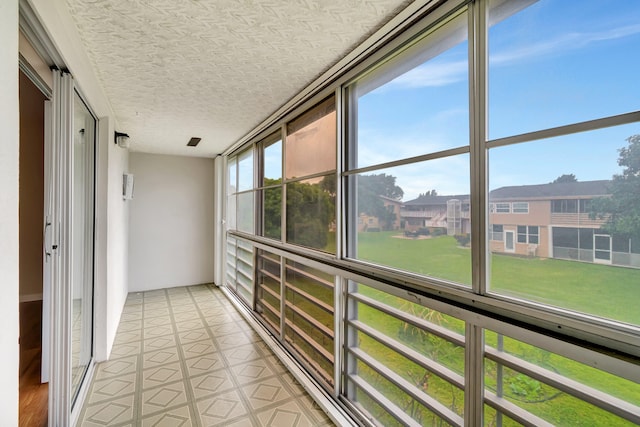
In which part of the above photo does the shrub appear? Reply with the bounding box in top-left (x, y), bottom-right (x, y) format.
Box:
top-left (430, 227), bottom-right (446, 236)
top-left (454, 234), bottom-right (471, 247)
top-left (416, 227), bottom-right (430, 236)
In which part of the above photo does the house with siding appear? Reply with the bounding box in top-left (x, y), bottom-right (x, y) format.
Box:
top-left (489, 180), bottom-right (640, 268)
top-left (401, 194), bottom-right (471, 235)
top-left (399, 180), bottom-right (639, 268)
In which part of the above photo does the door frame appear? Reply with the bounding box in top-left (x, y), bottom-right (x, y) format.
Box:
top-left (593, 233), bottom-right (612, 265)
top-left (505, 230), bottom-right (515, 253)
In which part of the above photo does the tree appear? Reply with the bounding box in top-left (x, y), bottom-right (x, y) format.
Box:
top-left (286, 179), bottom-right (334, 249)
top-left (357, 174), bottom-right (403, 230)
top-left (419, 189), bottom-right (438, 197)
top-left (590, 135), bottom-right (640, 239)
top-left (551, 174), bottom-right (577, 184)
top-left (263, 178), bottom-right (282, 239)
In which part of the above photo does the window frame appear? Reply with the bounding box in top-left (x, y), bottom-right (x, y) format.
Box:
top-left (221, 0), bottom-right (640, 372)
top-left (512, 202), bottom-right (529, 214)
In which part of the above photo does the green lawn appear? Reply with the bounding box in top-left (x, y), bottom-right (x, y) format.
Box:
top-left (357, 231), bottom-right (640, 326)
top-left (352, 231), bottom-right (640, 426)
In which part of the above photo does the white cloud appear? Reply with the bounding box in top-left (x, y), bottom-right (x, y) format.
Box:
top-left (491, 24), bottom-right (640, 66)
top-left (389, 60), bottom-right (468, 89)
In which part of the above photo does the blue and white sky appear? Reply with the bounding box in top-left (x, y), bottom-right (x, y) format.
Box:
top-left (356, 0), bottom-right (640, 201)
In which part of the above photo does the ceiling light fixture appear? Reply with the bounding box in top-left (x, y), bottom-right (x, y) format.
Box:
top-left (114, 131), bottom-right (130, 148)
top-left (187, 137), bottom-right (201, 147)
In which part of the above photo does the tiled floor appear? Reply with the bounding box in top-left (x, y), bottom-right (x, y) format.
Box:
top-left (78, 284), bottom-right (336, 426)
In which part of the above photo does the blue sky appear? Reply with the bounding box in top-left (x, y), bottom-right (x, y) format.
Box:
top-left (356, 0), bottom-right (640, 201)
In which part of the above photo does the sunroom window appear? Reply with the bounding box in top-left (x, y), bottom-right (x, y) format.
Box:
top-left (487, 0), bottom-right (640, 327)
top-left (345, 7), bottom-right (471, 286)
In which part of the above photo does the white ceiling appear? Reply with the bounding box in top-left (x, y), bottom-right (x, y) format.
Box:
top-left (64, 0), bottom-right (413, 157)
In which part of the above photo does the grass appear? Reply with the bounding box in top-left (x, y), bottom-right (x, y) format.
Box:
top-left (256, 231), bottom-right (639, 425)
top-left (351, 231), bottom-right (640, 425)
top-left (357, 231), bottom-right (640, 325)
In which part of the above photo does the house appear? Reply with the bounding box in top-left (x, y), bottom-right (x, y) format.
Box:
top-left (2, 1), bottom-right (639, 426)
top-left (489, 180), bottom-right (640, 268)
top-left (401, 194), bottom-right (471, 235)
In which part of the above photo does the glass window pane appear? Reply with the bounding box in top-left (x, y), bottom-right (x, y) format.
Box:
top-left (71, 92), bottom-right (95, 400)
top-left (352, 154), bottom-right (471, 286)
top-left (262, 187), bottom-right (282, 240)
top-left (235, 239), bottom-right (254, 304)
top-left (263, 136), bottom-right (282, 182)
top-left (256, 250), bottom-right (281, 334)
top-left (285, 96), bottom-right (336, 179)
top-left (484, 330), bottom-right (640, 426)
top-left (238, 148), bottom-right (253, 191)
top-left (489, 123), bottom-right (640, 326)
top-left (347, 282), bottom-right (465, 425)
top-left (352, 11), bottom-right (469, 169)
top-left (488, 0), bottom-right (640, 139)
top-left (286, 175), bottom-right (336, 253)
top-left (227, 157), bottom-right (237, 194)
top-left (284, 260), bottom-right (335, 388)
top-left (237, 191), bottom-right (254, 234)
top-left (226, 194), bottom-right (236, 230)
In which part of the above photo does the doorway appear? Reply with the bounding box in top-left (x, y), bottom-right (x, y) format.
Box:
top-left (594, 234), bottom-right (612, 265)
top-left (18, 69), bottom-right (48, 427)
top-left (505, 230), bottom-right (515, 252)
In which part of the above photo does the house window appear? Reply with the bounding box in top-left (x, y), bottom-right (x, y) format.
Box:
top-left (512, 202), bottom-right (529, 213)
top-left (495, 202), bottom-right (510, 213)
top-left (552, 199), bottom-right (578, 213)
top-left (579, 199), bottom-right (592, 213)
top-left (491, 224), bottom-right (503, 241)
top-left (518, 225), bottom-right (539, 244)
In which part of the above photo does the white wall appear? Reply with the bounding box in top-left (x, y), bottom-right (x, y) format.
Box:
top-left (129, 153), bottom-right (215, 291)
top-left (0, 0), bottom-right (20, 424)
top-left (105, 133), bottom-right (129, 356)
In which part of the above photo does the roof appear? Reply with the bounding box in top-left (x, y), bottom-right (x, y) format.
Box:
top-left (489, 180), bottom-right (611, 200)
top-left (402, 180), bottom-right (612, 206)
top-left (404, 194), bottom-right (470, 206)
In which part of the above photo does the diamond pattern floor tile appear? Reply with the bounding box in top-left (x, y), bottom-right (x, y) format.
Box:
top-left (79, 285), bottom-right (336, 427)
top-left (196, 389), bottom-right (249, 426)
top-left (141, 404), bottom-right (193, 427)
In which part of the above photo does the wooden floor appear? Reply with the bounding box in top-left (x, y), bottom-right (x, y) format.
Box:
top-left (19, 300), bottom-right (48, 427)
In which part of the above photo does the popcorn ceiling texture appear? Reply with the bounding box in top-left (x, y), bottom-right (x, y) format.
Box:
top-left (65, 0), bottom-right (412, 157)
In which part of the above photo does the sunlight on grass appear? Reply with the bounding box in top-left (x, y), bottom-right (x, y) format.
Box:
top-left (357, 231), bottom-right (640, 326)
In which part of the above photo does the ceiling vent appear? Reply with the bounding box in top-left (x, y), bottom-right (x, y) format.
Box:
top-left (187, 137), bottom-right (201, 147)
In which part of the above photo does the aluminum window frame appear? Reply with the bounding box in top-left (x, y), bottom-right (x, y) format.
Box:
top-left (222, 3), bottom-right (640, 412)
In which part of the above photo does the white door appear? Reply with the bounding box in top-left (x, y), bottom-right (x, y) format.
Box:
top-left (505, 231), bottom-right (515, 252)
top-left (594, 234), bottom-right (612, 264)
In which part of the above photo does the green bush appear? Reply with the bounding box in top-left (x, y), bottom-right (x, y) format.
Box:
top-left (454, 234), bottom-right (470, 247)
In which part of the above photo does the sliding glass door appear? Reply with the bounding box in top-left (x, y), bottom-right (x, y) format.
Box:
top-left (70, 91), bottom-right (95, 404)
top-left (45, 70), bottom-right (96, 425)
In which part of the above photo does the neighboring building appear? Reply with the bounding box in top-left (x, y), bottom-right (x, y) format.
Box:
top-left (489, 180), bottom-right (639, 268)
top-left (399, 181), bottom-right (639, 268)
top-left (489, 180), bottom-right (608, 259)
top-left (381, 195), bottom-right (403, 230)
top-left (357, 195), bottom-right (403, 232)
top-left (401, 194), bottom-right (471, 235)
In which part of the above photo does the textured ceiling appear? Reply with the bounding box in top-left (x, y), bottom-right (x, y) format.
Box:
top-left (64, 0), bottom-right (413, 157)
